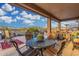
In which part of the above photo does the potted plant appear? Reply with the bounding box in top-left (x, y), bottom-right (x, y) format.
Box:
top-left (37, 33), bottom-right (44, 42)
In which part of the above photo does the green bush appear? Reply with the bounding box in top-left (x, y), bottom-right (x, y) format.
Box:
top-left (27, 27), bottom-right (39, 33)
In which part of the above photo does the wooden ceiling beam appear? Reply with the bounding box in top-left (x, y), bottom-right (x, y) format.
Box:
top-left (61, 16), bottom-right (79, 21)
top-left (10, 3), bottom-right (60, 22)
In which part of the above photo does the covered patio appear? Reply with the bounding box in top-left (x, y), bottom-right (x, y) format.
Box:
top-left (0, 3), bottom-right (79, 56)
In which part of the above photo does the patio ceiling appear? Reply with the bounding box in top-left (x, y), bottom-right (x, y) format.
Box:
top-left (10, 3), bottom-right (60, 21)
top-left (11, 3), bottom-right (79, 21)
top-left (35, 3), bottom-right (79, 21)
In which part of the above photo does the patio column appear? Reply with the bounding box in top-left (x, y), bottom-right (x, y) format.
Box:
top-left (58, 21), bottom-right (61, 31)
top-left (47, 17), bottom-right (51, 35)
top-left (4, 29), bottom-right (10, 40)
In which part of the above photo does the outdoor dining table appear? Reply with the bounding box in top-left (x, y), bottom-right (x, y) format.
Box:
top-left (26, 38), bottom-right (56, 56)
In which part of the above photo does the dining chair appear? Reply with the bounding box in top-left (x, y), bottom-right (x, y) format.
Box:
top-left (57, 41), bottom-right (66, 56)
top-left (11, 40), bottom-right (39, 56)
top-left (25, 32), bottom-right (33, 40)
top-left (44, 41), bottom-right (66, 56)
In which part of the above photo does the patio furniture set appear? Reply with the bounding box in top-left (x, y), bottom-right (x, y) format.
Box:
top-left (10, 32), bottom-right (66, 56)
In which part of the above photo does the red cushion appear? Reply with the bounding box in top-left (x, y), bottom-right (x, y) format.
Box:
top-left (1, 42), bottom-right (12, 49)
top-left (0, 39), bottom-right (24, 49)
top-left (14, 39), bottom-right (24, 45)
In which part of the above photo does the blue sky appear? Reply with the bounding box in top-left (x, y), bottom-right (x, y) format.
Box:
top-left (0, 3), bottom-right (49, 28)
top-left (0, 3), bottom-right (74, 28)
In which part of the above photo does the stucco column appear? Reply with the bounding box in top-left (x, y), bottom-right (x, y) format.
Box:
top-left (58, 21), bottom-right (61, 31)
top-left (47, 17), bottom-right (51, 35)
top-left (4, 29), bottom-right (10, 39)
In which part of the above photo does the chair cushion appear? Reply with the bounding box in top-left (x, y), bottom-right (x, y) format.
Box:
top-left (14, 39), bottom-right (24, 45)
top-left (1, 42), bottom-right (12, 49)
top-left (1, 39), bottom-right (24, 49)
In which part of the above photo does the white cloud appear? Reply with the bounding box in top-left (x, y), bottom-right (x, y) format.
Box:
top-left (61, 20), bottom-right (78, 27)
top-left (20, 11), bottom-right (41, 20)
top-left (41, 19), bottom-right (47, 22)
top-left (12, 7), bottom-right (15, 11)
top-left (61, 20), bottom-right (77, 24)
top-left (23, 20), bottom-right (34, 24)
top-left (20, 11), bottom-right (28, 16)
top-left (13, 19), bottom-right (17, 22)
top-left (31, 15), bottom-right (41, 20)
top-left (24, 14), bottom-right (41, 20)
top-left (16, 16), bottom-right (21, 19)
top-left (2, 3), bottom-right (15, 12)
top-left (23, 14), bottom-right (32, 19)
top-left (16, 16), bottom-right (25, 20)
top-left (0, 16), bottom-right (16, 23)
top-left (29, 23), bottom-right (34, 26)
top-left (11, 10), bottom-right (19, 15)
top-left (0, 9), bottom-right (6, 16)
